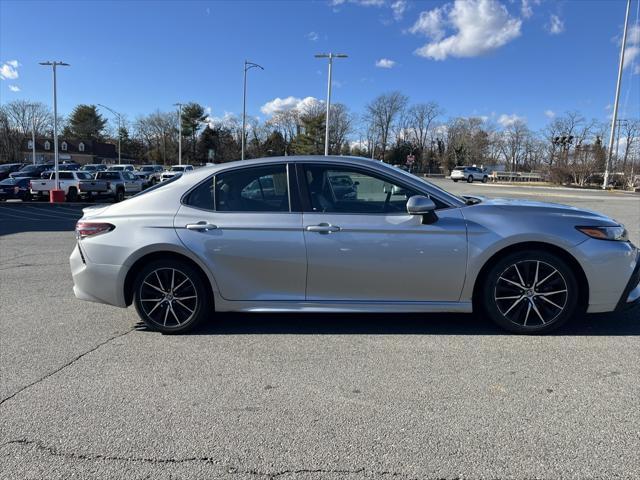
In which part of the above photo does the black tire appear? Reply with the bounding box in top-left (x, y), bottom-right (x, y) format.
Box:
top-left (133, 259), bottom-right (211, 334)
top-left (453, 179), bottom-right (459, 183)
top-left (114, 188), bottom-right (125, 202)
top-left (482, 176), bottom-right (488, 183)
top-left (480, 249), bottom-right (579, 334)
top-left (67, 187), bottom-right (78, 202)
top-left (467, 175), bottom-right (474, 183)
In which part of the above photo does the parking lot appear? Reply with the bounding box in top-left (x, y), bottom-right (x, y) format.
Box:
top-left (1, 182), bottom-right (639, 479)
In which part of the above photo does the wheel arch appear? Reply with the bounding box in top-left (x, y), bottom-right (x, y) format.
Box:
top-left (471, 241), bottom-right (589, 312)
top-left (123, 250), bottom-right (216, 307)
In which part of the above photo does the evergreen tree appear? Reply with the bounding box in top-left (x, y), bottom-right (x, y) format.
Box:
top-left (181, 103), bottom-right (207, 162)
top-left (63, 104), bottom-right (107, 140)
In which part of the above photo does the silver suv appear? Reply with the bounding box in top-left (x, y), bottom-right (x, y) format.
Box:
top-left (451, 166), bottom-right (488, 183)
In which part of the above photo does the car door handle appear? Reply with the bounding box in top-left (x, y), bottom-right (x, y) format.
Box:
top-left (306, 223), bottom-right (341, 234)
top-left (185, 222), bottom-right (218, 231)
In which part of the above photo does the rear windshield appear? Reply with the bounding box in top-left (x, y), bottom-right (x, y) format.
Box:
top-left (96, 172), bottom-right (121, 180)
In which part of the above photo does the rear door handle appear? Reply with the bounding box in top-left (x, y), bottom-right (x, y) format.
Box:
top-left (306, 223), bottom-right (341, 234)
top-left (186, 222), bottom-right (218, 231)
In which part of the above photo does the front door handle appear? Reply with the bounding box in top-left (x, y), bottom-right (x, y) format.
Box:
top-left (306, 223), bottom-right (341, 234)
top-left (185, 222), bottom-right (218, 231)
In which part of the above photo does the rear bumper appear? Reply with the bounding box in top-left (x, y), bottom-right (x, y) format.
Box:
top-left (70, 244), bottom-right (127, 308)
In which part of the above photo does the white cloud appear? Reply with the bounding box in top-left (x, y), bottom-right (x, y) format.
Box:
top-left (0, 60), bottom-right (20, 80)
top-left (634, 64), bottom-right (640, 75)
top-left (520, 0), bottom-right (533, 19)
top-left (410, 0), bottom-right (522, 60)
top-left (547, 14), bottom-right (564, 35)
top-left (544, 110), bottom-right (555, 119)
top-left (391, 0), bottom-right (407, 20)
top-left (623, 26), bottom-right (640, 69)
top-left (498, 113), bottom-right (526, 127)
top-left (375, 58), bottom-right (396, 68)
top-left (306, 31), bottom-right (319, 41)
top-left (8, 85), bottom-right (20, 92)
top-left (260, 96), bottom-right (321, 116)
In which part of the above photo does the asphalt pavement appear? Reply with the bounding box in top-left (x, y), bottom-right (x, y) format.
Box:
top-left (1, 184), bottom-right (639, 480)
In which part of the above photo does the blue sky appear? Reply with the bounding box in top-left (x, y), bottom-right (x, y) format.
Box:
top-left (1, 0), bottom-right (639, 132)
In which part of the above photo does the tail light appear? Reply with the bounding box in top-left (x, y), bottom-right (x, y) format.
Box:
top-left (75, 221), bottom-right (115, 239)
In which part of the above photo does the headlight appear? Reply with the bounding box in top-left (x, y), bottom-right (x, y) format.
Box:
top-left (576, 225), bottom-right (628, 241)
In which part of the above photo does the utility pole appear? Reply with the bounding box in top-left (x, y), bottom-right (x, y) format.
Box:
top-left (39, 61), bottom-right (69, 193)
top-left (315, 53), bottom-right (347, 156)
top-left (26, 103), bottom-right (37, 165)
top-left (97, 104), bottom-right (123, 164)
top-left (242, 60), bottom-right (264, 161)
top-left (174, 103), bottom-right (183, 166)
top-left (603, 0), bottom-right (631, 189)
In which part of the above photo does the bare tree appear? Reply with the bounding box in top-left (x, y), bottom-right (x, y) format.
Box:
top-left (366, 92), bottom-right (408, 161)
top-left (406, 102), bottom-right (442, 153)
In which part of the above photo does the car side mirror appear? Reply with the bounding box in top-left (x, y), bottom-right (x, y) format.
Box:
top-left (407, 195), bottom-right (438, 224)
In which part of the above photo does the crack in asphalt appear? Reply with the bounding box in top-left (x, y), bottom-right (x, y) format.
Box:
top-left (0, 328), bottom-right (134, 407)
top-left (0, 438), bottom-right (439, 479)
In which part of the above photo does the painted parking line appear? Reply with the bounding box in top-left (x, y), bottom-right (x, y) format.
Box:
top-left (0, 208), bottom-right (50, 222)
top-left (20, 205), bottom-right (83, 218)
top-left (0, 205), bottom-right (77, 220)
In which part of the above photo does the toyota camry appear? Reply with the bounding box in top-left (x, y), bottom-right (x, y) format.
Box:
top-left (70, 156), bottom-right (640, 334)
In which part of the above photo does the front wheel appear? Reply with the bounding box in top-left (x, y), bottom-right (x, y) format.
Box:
top-left (452, 179), bottom-right (459, 183)
top-left (467, 175), bottom-right (474, 183)
top-left (482, 176), bottom-right (488, 183)
top-left (133, 260), bottom-right (211, 333)
top-left (114, 188), bottom-right (125, 202)
top-left (481, 250), bottom-right (579, 334)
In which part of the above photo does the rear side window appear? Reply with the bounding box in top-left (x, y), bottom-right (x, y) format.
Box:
top-left (215, 165), bottom-right (289, 212)
top-left (59, 172), bottom-right (73, 180)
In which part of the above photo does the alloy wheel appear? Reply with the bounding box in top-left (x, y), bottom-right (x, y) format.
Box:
top-left (494, 260), bottom-right (568, 327)
top-left (138, 267), bottom-right (198, 328)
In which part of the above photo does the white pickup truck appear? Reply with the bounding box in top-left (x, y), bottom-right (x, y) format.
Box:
top-left (30, 171), bottom-right (95, 201)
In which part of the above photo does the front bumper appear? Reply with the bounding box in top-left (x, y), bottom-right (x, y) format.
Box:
top-left (70, 244), bottom-right (127, 307)
top-left (616, 253), bottom-right (640, 311)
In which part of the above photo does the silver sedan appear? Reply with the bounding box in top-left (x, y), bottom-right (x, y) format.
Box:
top-left (70, 156), bottom-right (640, 334)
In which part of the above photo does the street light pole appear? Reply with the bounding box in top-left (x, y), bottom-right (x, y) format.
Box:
top-left (242, 60), bottom-right (264, 161)
top-left (39, 61), bottom-right (69, 192)
top-left (315, 53), bottom-right (347, 156)
top-left (97, 104), bottom-right (123, 164)
top-left (174, 103), bottom-right (183, 166)
top-left (603, 0), bottom-right (631, 189)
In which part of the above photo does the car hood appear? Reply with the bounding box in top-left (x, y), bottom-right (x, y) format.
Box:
top-left (476, 196), bottom-right (619, 226)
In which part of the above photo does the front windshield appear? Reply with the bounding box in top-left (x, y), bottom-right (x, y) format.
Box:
top-left (140, 166), bottom-right (154, 172)
top-left (171, 166), bottom-right (185, 172)
top-left (0, 178), bottom-right (17, 185)
top-left (109, 166), bottom-right (125, 171)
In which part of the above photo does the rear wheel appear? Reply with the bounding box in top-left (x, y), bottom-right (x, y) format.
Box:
top-left (481, 250), bottom-right (579, 334)
top-left (467, 175), bottom-right (474, 183)
top-left (133, 260), bottom-right (211, 334)
top-left (114, 188), bottom-right (125, 202)
top-left (452, 179), bottom-right (459, 183)
top-left (67, 187), bottom-right (78, 202)
top-left (482, 176), bottom-right (488, 183)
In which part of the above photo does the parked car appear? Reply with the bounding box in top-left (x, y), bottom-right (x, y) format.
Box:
top-left (0, 177), bottom-right (31, 201)
top-left (0, 163), bottom-right (26, 181)
top-left (161, 165), bottom-right (194, 181)
top-left (451, 166), bottom-right (488, 183)
top-left (80, 164), bottom-right (108, 173)
top-left (10, 163), bottom-right (53, 180)
top-left (70, 156), bottom-right (639, 335)
top-left (60, 161), bottom-right (81, 171)
top-left (78, 170), bottom-right (143, 202)
top-left (138, 165), bottom-right (165, 185)
top-left (133, 171), bottom-right (152, 189)
top-left (30, 170), bottom-right (95, 201)
top-left (106, 164), bottom-right (136, 172)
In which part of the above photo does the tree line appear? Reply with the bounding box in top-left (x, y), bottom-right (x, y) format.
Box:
top-left (1, 95), bottom-right (638, 189)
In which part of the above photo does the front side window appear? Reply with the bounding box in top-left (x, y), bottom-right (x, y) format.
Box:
top-left (214, 164), bottom-right (289, 212)
top-left (303, 164), bottom-right (420, 214)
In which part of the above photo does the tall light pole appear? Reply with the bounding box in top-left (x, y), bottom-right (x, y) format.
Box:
top-left (315, 53), bottom-right (347, 156)
top-left (26, 103), bottom-right (37, 165)
top-left (174, 103), bottom-right (183, 166)
top-left (39, 61), bottom-right (69, 192)
top-left (242, 60), bottom-right (264, 161)
top-left (97, 104), bottom-right (123, 164)
top-left (603, 0), bottom-right (631, 189)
